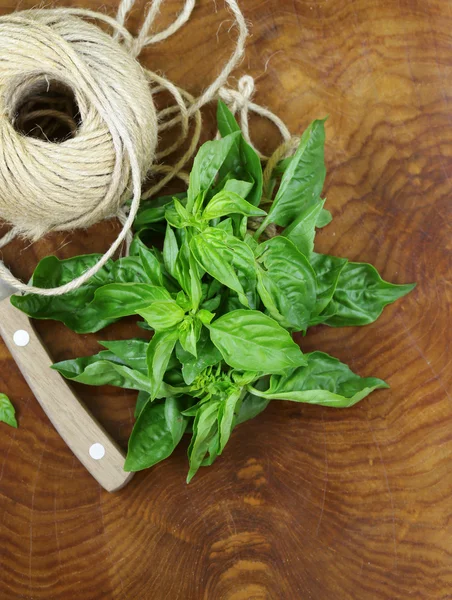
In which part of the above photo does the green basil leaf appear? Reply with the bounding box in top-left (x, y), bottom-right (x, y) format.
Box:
top-left (163, 225), bottom-right (179, 279)
top-left (201, 433), bottom-right (220, 467)
top-left (216, 100), bottom-right (263, 207)
top-left (191, 228), bottom-right (257, 308)
top-left (197, 309), bottom-right (215, 325)
top-left (92, 283), bottom-right (171, 319)
top-left (281, 199), bottom-right (325, 257)
top-left (165, 396), bottom-right (189, 446)
top-left (137, 300), bottom-right (185, 331)
top-left (322, 262), bottom-right (416, 327)
top-left (238, 215), bottom-right (248, 240)
top-left (223, 178), bottom-right (254, 198)
top-left (209, 309), bottom-right (306, 373)
top-left (165, 201), bottom-right (191, 229)
top-left (248, 351), bottom-right (388, 407)
top-left (200, 294), bottom-right (222, 312)
top-left (99, 339), bottom-right (149, 374)
top-left (231, 371), bottom-right (260, 386)
top-left (176, 329), bottom-right (222, 385)
top-left (187, 131), bottom-right (242, 211)
top-left (202, 191), bottom-right (266, 221)
top-left (175, 291), bottom-right (192, 311)
top-left (111, 256), bottom-right (148, 283)
top-left (178, 316), bottom-right (202, 357)
top-left (316, 208), bottom-right (332, 228)
top-left (218, 388), bottom-right (242, 453)
top-left (133, 192), bottom-right (185, 230)
top-left (0, 393), bottom-right (17, 428)
top-left (52, 349), bottom-right (126, 372)
top-left (52, 359), bottom-right (152, 393)
top-left (309, 253), bottom-right (348, 319)
top-left (172, 235), bottom-right (203, 311)
top-left (236, 384), bottom-right (270, 426)
top-left (215, 217), bottom-right (234, 234)
top-left (11, 254), bottom-right (117, 333)
top-left (147, 329), bottom-right (179, 400)
top-left (134, 390), bottom-right (150, 418)
top-left (187, 400), bottom-right (220, 482)
top-left (259, 119), bottom-right (326, 231)
top-left (255, 236), bottom-right (316, 331)
top-left (130, 234), bottom-right (165, 287)
top-left (125, 397), bottom-right (188, 472)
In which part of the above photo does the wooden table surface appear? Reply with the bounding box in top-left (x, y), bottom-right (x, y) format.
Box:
top-left (1, 1), bottom-right (451, 598)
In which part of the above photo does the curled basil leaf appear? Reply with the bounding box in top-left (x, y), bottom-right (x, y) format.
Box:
top-left (248, 351), bottom-right (388, 407)
top-left (0, 393), bottom-right (17, 428)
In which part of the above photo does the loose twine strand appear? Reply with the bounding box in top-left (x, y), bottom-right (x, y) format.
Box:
top-left (0, 0), bottom-right (299, 296)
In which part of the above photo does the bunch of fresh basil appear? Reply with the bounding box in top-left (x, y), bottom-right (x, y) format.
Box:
top-left (11, 102), bottom-right (415, 481)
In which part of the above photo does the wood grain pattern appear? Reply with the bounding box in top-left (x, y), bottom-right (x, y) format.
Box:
top-left (0, 0), bottom-right (451, 598)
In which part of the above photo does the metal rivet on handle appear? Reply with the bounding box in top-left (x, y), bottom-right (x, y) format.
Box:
top-left (13, 329), bottom-right (30, 347)
top-left (89, 443), bottom-right (106, 460)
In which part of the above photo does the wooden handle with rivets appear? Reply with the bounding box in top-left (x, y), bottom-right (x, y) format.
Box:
top-left (0, 297), bottom-right (133, 492)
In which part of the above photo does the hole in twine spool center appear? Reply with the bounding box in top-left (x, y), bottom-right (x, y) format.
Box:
top-left (12, 78), bottom-right (82, 143)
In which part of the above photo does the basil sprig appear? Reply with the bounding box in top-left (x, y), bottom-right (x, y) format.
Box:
top-left (11, 102), bottom-right (414, 481)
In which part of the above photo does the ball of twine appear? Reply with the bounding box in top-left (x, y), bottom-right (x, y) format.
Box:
top-left (0, 0), bottom-right (299, 297)
top-left (0, 9), bottom-right (157, 292)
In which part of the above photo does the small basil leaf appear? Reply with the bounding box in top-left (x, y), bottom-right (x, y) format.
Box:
top-left (0, 394), bottom-right (17, 428)
top-left (178, 317), bottom-right (202, 357)
top-left (163, 225), bottom-right (179, 278)
top-left (200, 295), bottom-right (222, 312)
top-left (316, 208), bottom-right (332, 228)
top-left (165, 203), bottom-right (190, 229)
top-left (187, 400), bottom-right (221, 482)
top-left (218, 388), bottom-right (242, 453)
top-left (322, 262), bottom-right (416, 327)
top-left (216, 101), bottom-right (263, 207)
top-left (130, 235), bottom-right (165, 287)
top-left (202, 191), bottom-right (266, 221)
top-left (197, 309), bottom-right (215, 325)
top-left (201, 433), bottom-right (220, 467)
top-left (134, 193), bottom-right (185, 230)
top-left (248, 351), bottom-right (389, 407)
top-left (187, 131), bottom-right (242, 211)
top-left (176, 329), bottom-right (222, 385)
top-left (125, 397), bottom-right (188, 472)
top-left (189, 252), bottom-right (203, 312)
top-left (147, 329), bottom-right (179, 400)
top-left (208, 309), bottom-right (306, 373)
top-left (215, 217), bottom-right (234, 234)
top-left (175, 291), bottom-right (192, 311)
top-left (137, 300), bottom-right (185, 331)
top-left (258, 119), bottom-right (326, 231)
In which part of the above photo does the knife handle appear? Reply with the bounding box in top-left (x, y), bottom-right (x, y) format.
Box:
top-left (0, 297), bottom-right (133, 492)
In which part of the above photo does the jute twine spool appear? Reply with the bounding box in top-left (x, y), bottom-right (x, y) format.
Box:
top-left (0, 0), bottom-right (298, 297)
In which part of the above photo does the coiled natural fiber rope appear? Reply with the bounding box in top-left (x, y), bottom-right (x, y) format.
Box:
top-left (0, 0), bottom-right (298, 297)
